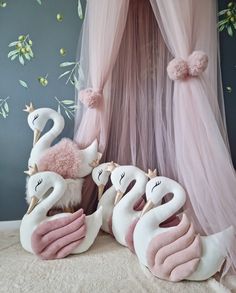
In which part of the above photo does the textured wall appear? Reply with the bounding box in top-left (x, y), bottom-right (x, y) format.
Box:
top-left (0, 0), bottom-right (235, 220)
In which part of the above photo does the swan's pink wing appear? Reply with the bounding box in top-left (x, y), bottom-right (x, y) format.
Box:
top-left (125, 218), bottom-right (139, 253)
top-left (147, 214), bottom-right (201, 282)
top-left (31, 209), bottom-right (86, 260)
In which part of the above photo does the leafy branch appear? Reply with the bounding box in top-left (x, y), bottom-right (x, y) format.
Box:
top-left (54, 97), bottom-right (79, 120)
top-left (58, 61), bottom-right (81, 88)
top-left (218, 1), bottom-right (236, 36)
top-left (8, 34), bottom-right (34, 65)
top-left (0, 97), bottom-right (10, 119)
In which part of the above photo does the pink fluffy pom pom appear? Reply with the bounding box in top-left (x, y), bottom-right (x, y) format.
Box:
top-left (167, 58), bottom-right (188, 81)
top-left (188, 51), bottom-right (208, 76)
top-left (79, 88), bottom-right (103, 109)
top-left (37, 138), bottom-right (81, 179)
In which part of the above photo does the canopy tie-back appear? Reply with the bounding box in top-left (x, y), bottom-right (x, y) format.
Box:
top-left (79, 88), bottom-right (103, 108)
top-left (167, 51), bottom-right (208, 81)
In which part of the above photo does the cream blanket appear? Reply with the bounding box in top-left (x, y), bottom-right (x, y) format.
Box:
top-left (0, 230), bottom-right (229, 293)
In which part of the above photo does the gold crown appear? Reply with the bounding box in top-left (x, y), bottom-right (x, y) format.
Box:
top-left (89, 152), bottom-right (103, 168)
top-left (23, 102), bottom-right (35, 113)
top-left (24, 164), bottom-right (38, 176)
top-left (145, 169), bottom-right (157, 179)
top-left (106, 161), bottom-right (119, 172)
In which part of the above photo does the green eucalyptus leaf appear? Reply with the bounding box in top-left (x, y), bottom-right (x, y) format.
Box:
top-left (1, 108), bottom-right (6, 118)
top-left (219, 25), bottom-right (225, 32)
top-left (58, 70), bottom-right (71, 79)
top-left (218, 9), bottom-right (228, 16)
top-left (8, 50), bottom-right (19, 58)
top-left (227, 25), bottom-right (233, 36)
top-left (8, 41), bottom-right (19, 47)
top-left (60, 62), bottom-right (75, 67)
top-left (25, 54), bottom-right (31, 61)
top-left (78, 0), bottom-right (83, 19)
top-left (62, 100), bottom-right (74, 105)
top-left (11, 54), bottom-right (18, 61)
top-left (19, 80), bottom-right (28, 88)
top-left (19, 55), bottom-right (25, 65)
top-left (64, 110), bottom-right (72, 119)
top-left (4, 102), bottom-right (9, 113)
top-left (218, 19), bottom-right (228, 27)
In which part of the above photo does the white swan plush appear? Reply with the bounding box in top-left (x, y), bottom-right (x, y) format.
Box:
top-left (133, 176), bottom-right (234, 281)
top-left (24, 103), bottom-right (101, 178)
top-left (92, 162), bottom-right (117, 234)
top-left (25, 167), bottom-right (84, 213)
top-left (20, 169), bottom-right (103, 255)
top-left (110, 165), bottom-right (149, 250)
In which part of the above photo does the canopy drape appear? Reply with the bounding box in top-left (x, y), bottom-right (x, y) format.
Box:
top-left (74, 0), bottom-right (236, 274)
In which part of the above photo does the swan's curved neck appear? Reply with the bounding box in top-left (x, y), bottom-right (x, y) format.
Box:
top-left (149, 184), bottom-right (186, 225)
top-left (120, 172), bottom-right (147, 209)
top-left (34, 112), bottom-right (64, 152)
top-left (32, 181), bottom-right (66, 220)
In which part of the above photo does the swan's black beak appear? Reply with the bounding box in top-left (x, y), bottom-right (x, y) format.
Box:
top-left (27, 196), bottom-right (39, 214)
top-left (141, 200), bottom-right (154, 217)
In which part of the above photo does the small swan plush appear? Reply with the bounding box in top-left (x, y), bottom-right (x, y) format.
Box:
top-left (20, 167), bottom-right (103, 255)
top-left (133, 176), bottom-right (234, 281)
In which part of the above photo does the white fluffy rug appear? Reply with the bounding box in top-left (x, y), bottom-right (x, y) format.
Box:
top-left (0, 230), bottom-right (231, 293)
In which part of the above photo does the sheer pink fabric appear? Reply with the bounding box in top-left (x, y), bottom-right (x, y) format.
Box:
top-left (150, 0), bottom-right (236, 274)
top-left (74, 0), bottom-right (236, 273)
top-left (74, 0), bottom-right (130, 151)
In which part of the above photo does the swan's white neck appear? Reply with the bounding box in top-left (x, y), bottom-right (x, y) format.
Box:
top-left (29, 112), bottom-right (64, 164)
top-left (147, 182), bottom-right (186, 226)
top-left (31, 180), bottom-right (66, 222)
top-left (120, 175), bottom-right (147, 210)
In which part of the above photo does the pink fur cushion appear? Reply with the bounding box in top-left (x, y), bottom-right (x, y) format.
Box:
top-left (147, 214), bottom-right (201, 282)
top-left (31, 209), bottom-right (86, 260)
top-left (38, 138), bottom-right (81, 179)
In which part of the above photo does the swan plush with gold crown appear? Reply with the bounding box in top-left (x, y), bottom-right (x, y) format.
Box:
top-left (110, 165), bottom-right (150, 250)
top-left (24, 103), bottom-right (101, 179)
top-left (92, 162), bottom-right (117, 234)
top-left (20, 167), bottom-right (103, 255)
top-left (133, 176), bottom-right (234, 281)
top-left (24, 103), bottom-right (102, 212)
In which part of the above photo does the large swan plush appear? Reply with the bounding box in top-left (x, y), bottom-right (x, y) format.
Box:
top-left (24, 103), bottom-right (101, 178)
top-left (110, 165), bottom-right (149, 250)
top-left (133, 176), bottom-right (234, 282)
top-left (20, 169), bottom-right (103, 255)
top-left (92, 162), bottom-right (117, 234)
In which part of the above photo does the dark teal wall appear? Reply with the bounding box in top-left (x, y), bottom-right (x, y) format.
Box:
top-left (0, 1), bottom-right (235, 220)
top-left (0, 0), bottom-right (84, 220)
top-left (219, 0), bottom-right (236, 166)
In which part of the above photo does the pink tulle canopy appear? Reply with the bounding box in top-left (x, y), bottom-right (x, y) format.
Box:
top-left (74, 0), bottom-right (236, 274)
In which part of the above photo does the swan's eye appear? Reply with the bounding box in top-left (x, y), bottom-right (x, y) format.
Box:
top-left (32, 114), bottom-right (39, 125)
top-left (151, 181), bottom-right (161, 192)
top-left (119, 172), bottom-right (125, 185)
top-left (98, 169), bottom-right (103, 180)
top-left (35, 179), bottom-right (43, 191)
